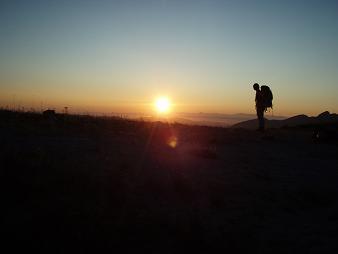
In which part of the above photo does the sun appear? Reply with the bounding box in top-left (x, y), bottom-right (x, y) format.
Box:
top-left (155, 97), bottom-right (170, 113)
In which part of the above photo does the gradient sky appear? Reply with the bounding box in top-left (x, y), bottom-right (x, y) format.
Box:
top-left (0, 0), bottom-right (337, 116)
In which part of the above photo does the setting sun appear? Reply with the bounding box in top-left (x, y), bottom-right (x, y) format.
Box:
top-left (155, 97), bottom-right (170, 113)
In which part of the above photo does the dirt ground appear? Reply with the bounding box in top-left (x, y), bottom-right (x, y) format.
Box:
top-left (2, 111), bottom-right (338, 253)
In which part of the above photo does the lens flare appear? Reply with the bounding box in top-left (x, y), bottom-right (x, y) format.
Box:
top-left (167, 136), bottom-right (178, 148)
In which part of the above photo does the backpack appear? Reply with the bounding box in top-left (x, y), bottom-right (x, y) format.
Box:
top-left (260, 85), bottom-right (273, 110)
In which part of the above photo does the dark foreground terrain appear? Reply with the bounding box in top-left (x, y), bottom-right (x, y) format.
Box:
top-left (2, 110), bottom-right (338, 253)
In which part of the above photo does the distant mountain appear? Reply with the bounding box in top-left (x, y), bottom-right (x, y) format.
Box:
top-left (232, 111), bottom-right (338, 129)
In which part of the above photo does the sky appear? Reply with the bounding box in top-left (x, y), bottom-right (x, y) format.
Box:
top-left (0, 0), bottom-right (337, 116)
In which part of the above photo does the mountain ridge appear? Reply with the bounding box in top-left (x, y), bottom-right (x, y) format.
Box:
top-left (232, 111), bottom-right (338, 129)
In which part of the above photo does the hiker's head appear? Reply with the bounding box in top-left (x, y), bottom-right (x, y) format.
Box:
top-left (253, 83), bottom-right (260, 91)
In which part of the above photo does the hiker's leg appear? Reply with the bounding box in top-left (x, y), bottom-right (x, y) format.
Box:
top-left (260, 111), bottom-right (265, 130)
top-left (257, 108), bottom-right (264, 130)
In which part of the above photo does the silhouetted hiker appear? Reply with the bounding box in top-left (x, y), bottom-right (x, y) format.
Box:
top-left (253, 83), bottom-right (265, 131)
